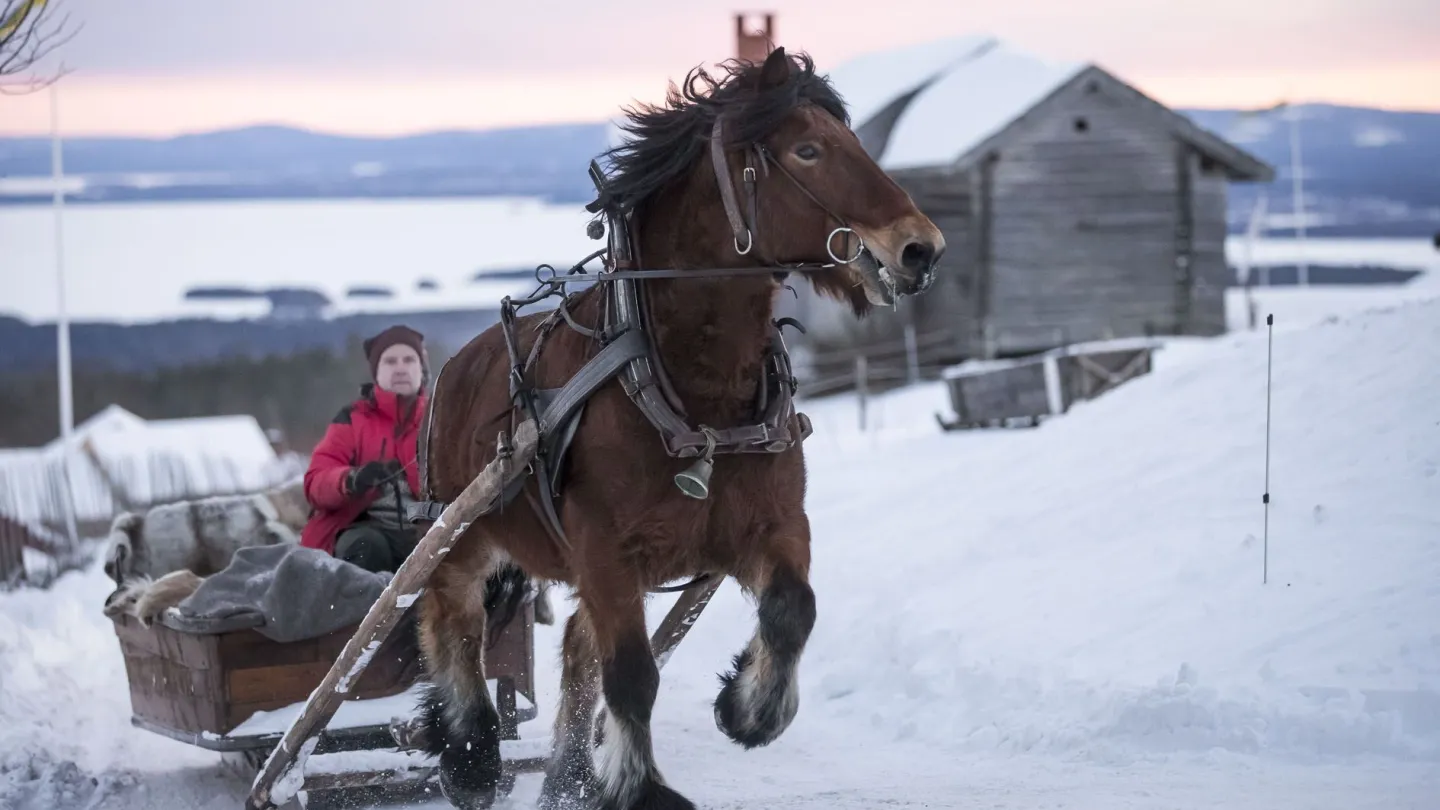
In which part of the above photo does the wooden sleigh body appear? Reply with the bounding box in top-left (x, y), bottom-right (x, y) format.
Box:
top-left (111, 574), bottom-right (546, 807)
top-left (108, 421), bottom-right (720, 809)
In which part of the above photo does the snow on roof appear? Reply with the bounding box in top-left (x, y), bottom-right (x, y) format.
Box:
top-left (41, 404), bottom-right (145, 451)
top-left (824, 36), bottom-right (1086, 171)
top-left (0, 406), bottom-right (288, 533)
top-left (823, 35), bottom-right (997, 130)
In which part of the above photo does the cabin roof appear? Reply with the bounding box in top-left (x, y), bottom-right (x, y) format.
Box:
top-left (823, 36), bottom-right (1274, 181)
top-left (0, 405), bottom-right (290, 530)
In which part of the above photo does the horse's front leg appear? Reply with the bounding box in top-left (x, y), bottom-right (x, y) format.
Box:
top-left (714, 516), bottom-right (816, 749)
top-left (415, 549), bottom-right (506, 809)
top-left (584, 566), bottom-right (696, 810)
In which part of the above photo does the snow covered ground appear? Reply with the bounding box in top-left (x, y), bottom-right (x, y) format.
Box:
top-left (4, 263), bottom-right (1439, 808)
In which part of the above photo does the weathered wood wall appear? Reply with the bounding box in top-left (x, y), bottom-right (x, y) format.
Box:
top-left (979, 74), bottom-right (1223, 355)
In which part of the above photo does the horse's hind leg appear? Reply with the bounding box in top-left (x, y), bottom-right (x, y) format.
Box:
top-left (714, 527), bottom-right (817, 749)
top-left (416, 561), bottom-right (505, 809)
top-left (585, 576), bottom-right (695, 810)
top-left (538, 605), bottom-right (601, 810)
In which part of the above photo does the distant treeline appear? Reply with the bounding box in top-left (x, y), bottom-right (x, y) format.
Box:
top-left (0, 308), bottom-right (503, 375)
top-left (0, 338), bottom-right (460, 451)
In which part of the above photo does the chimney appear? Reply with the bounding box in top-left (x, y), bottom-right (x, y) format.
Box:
top-left (735, 12), bottom-right (775, 64)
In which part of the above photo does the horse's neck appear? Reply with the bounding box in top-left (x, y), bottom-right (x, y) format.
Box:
top-left (632, 199), bottom-right (777, 421)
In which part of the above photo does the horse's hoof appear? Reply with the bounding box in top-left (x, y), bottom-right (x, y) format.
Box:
top-left (537, 787), bottom-right (593, 810)
top-left (713, 651), bottom-right (799, 749)
top-left (595, 781), bottom-right (696, 810)
top-left (437, 744), bottom-right (501, 809)
top-left (538, 751), bottom-right (598, 810)
top-left (438, 772), bottom-right (497, 810)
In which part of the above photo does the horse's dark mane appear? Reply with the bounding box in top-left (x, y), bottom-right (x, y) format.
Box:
top-left (597, 51), bottom-right (848, 214)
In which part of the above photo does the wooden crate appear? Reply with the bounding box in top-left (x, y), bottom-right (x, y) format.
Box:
top-left (940, 355), bottom-right (1056, 427)
top-left (1055, 343), bottom-right (1154, 405)
top-left (937, 338), bottom-right (1157, 430)
top-left (111, 611), bottom-right (424, 738)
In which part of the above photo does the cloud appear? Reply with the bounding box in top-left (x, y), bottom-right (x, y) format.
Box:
top-left (40, 0), bottom-right (1440, 79)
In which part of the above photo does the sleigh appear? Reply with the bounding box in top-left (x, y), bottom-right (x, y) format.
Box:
top-left (108, 420), bottom-right (720, 809)
top-left (109, 598), bottom-right (544, 807)
top-left (101, 443), bottom-right (551, 807)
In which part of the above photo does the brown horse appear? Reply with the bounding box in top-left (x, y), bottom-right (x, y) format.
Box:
top-left (415, 47), bottom-right (945, 810)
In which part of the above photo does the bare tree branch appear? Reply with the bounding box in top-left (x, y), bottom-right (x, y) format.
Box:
top-left (0, 0), bottom-right (81, 95)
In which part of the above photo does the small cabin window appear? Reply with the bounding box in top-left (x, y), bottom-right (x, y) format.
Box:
top-left (1199, 155), bottom-right (1219, 175)
top-left (1073, 117), bottom-right (1089, 133)
top-left (1085, 80), bottom-right (1100, 94)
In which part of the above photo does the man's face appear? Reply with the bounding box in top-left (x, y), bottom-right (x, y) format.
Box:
top-left (376, 344), bottom-right (422, 395)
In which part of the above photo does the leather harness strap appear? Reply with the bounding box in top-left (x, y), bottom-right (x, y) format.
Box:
top-left (537, 327), bottom-right (649, 438)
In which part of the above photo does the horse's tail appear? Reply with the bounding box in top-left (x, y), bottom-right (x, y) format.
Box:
top-left (482, 562), bottom-right (534, 640)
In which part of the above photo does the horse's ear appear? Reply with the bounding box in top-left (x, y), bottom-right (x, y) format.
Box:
top-left (758, 46), bottom-right (789, 90)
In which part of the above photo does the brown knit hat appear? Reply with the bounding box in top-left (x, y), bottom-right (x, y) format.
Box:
top-left (363, 324), bottom-right (426, 380)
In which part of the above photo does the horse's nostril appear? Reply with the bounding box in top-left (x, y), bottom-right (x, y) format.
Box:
top-left (901, 240), bottom-right (936, 274)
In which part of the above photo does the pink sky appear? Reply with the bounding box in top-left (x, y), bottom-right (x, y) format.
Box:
top-left (1, 0), bottom-right (1436, 136)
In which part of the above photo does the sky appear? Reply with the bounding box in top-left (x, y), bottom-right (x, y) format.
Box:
top-left (0, 0), bottom-right (1436, 137)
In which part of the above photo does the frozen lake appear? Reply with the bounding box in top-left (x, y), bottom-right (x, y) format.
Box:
top-left (0, 197), bottom-right (1435, 326)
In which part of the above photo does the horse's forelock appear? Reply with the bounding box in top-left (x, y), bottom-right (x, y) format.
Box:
top-left (600, 50), bottom-right (847, 214)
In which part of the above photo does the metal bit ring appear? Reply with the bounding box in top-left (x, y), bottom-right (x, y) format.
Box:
top-left (827, 227), bottom-right (864, 265)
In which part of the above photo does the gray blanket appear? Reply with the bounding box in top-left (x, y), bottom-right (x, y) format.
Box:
top-left (159, 543), bottom-right (392, 642)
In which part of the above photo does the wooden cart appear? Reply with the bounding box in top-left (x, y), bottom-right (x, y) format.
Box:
top-left (111, 593), bottom-right (547, 807)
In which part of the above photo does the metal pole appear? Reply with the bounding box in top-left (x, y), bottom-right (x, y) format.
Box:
top-left (1263, 313), bottom-right (1273, 584)
top-left (51, 84), bottom-right (79, 549)
top-left (1288, 107), bottom-right (1307, 287)
top-left (904, 323), bottom-right (920, 385)
top-left (1243, 191), bottom-right (1268, 330)
top-left (855, 355), bottom-right (868, 432)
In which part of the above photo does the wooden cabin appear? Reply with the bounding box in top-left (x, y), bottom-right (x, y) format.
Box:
top-left (776, 36), bottom-right (1275, 388)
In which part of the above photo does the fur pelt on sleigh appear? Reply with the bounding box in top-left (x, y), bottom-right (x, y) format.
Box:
top-left (100, 478), bottom-right (552, 642)
top-left (106, 542), bottom-right (395, 642)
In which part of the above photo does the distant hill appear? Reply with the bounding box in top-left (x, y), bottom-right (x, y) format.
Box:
top-left (1, 104), bottom-right (1437, 236)
top-left (0, 308), bottom-right (508, 375)
top-left (1178, 104), bottom-right (1440, 238)
top-left (0, 122), bottom-right (614, 206)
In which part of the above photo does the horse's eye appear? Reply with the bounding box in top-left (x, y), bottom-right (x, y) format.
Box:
top-left (794, 143), bottom-right (821, 161)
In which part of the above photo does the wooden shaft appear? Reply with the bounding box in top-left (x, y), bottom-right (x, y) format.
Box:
top-left (650, 575), bottom-right (724, 670)
top-left (245, 420), bottom-right (539, 810)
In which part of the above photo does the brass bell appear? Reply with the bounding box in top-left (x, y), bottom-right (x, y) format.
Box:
top-left (674, 457), bottom-right (713, 500)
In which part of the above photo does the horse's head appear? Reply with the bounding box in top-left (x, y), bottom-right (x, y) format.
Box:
top-left (601, 47), bottom-right (945, 314)
top-left (732, 47), bottom-right (945, 311)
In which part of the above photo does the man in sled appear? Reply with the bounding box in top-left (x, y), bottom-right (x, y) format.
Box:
top-left (300, 325), bottom-right (428, 573)
top-left (298, 324), bottom-right (554, 625)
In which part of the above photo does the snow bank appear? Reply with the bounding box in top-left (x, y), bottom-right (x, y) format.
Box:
top-left (759, 293), bottom-right (1440, 763)
top-left (0, 563), bottom-right (221, 809)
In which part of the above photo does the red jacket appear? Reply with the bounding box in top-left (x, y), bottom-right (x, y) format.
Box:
top-left (299, 384), bottom-right (426, 555)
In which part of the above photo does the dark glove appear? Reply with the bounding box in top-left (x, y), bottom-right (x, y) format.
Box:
top-left (347, 459), bottom-right (401, 496)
